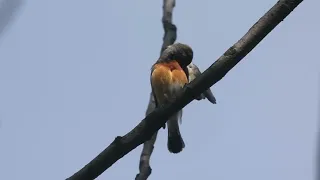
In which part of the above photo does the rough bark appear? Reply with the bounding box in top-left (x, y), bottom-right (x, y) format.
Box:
top-left (66, 0), bottom-right (304, 179)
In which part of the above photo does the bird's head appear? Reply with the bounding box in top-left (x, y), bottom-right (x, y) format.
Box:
top-left (158, 43), bottom-right (193, 67)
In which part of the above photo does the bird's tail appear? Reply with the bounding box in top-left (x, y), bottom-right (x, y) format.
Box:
top-left (167, 111), bottom-right (185, 153)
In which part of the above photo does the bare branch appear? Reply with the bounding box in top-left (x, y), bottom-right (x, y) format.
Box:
top-left (135, 0), bottom-right (177, 179)
top-left (66, 0), bottom-right (304, 179)
top-left (0, 0), bottom-right (24, 41)
top-left (161, 0), bottom-right (177, 54)
top-left (135, 94), bottom-right (158, 180)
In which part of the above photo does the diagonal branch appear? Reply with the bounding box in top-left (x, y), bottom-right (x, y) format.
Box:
top-left (135, 0), bottom-right (177, 179)
top-left (66, 0), bottom-right (304, 179)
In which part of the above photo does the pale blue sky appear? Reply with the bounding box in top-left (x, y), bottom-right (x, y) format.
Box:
top-left (0, 0), bottom-right (319, 179)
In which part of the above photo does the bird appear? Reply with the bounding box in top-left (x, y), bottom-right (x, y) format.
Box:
top-left (150, 42), bottom-right (217, 154)
top-left (150, 43), bottom-right (192, 153)
top-left (150, 43), bottom-right (217, 153)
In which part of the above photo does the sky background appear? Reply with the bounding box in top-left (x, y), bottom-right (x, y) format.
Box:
top-left (0, 0), bottom-right (319, 179)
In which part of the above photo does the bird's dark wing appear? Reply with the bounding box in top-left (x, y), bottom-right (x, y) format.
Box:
top-left (150, 64), bottom-right (166, 129)
top-left (146, 92), bottom-right (156, 116)
top-left (150, 65), bottom-right (159, 108)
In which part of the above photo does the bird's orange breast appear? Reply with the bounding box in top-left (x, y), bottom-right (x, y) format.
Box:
top-left (151, 61), bottom-right (188, 104)
top-left (151, 61), bottom-right (188, 86)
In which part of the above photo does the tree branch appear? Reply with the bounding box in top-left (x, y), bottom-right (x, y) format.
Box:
top-left (135, 93), bottom-right (158, 180)
top-left (66, 0), bottom-right (304, 179)
top-left (160, 0), bottom-right (177, 54)
top-left (135, 0), bottom-right (177, 179)
top-left (0, 0), bottom-right (23, 40)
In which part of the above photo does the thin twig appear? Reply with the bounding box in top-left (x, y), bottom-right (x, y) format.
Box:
top-left (66, 0), bottom-right (304, 179)
top-left (135, 0), bottom-right (177, 179)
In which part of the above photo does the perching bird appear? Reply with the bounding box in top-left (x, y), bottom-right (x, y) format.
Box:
top-left (149, 43), bottom-right (194, 154)
top-left (150, 43), bottom-right (217, 153)
top-left (150, 43), bottom-right (192, 153)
